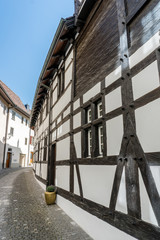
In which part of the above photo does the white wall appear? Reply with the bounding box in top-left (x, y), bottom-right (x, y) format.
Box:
top-left (0, 99), bottom-right (7, 169)
top-left (57, 195), bottom-right (136, 240)
top-left (56, 137), bottom-right (70, 160)
top-left (6, 109), bottom-right (30, 167)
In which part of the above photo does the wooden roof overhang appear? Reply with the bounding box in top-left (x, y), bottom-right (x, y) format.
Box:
top-left (30, 16), bottom-right (75, 127)
top-left (0, 84), bottom-right (30, 118)
top-left (75, 0), bottom-right (98, 27)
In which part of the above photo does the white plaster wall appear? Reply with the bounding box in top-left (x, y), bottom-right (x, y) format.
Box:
top-left (0, 100), bottom-right (7, 169)
top-left (52, 130), bottom-right (56, 142)
top-left (106, 115), bottom-right (124, 156)
top-left (63, 106), bottom-right (71, 118)
top-left (65, 50), bottom-right (73, 70)
top-left (139, 169), bottom-right (158, 226)
top-left (36, 162), bottom-right (40, 176)
top-left (73, 112), bottom-right (81, 129)
top-left (129, 31), bottom-right (159, 68)
top-left (105, 65), bottom-right (122, 88)
top-left (51, 121), bottom-right (56, 131)
top-left (73, 98), bottom-right (80, 111)
top-left (73, 132), bottom-right (81, 158)
top-left (43, 116), bottom-right (49, 130)
top-left (57, 116), bottom-right (61, 124)
top-left (116, 168), bottom-right (127, 214)
top-left (105, 87), bottom-right (122, 113)
top-left (83, 82), bottom-right (101, 103)
top-left (56, 137), bottom-right (70, 160)
top-left (74, 165), bottom-right (80, 195)
top-left (57, 195), bottom-right (136, 240)
top-left (132, 61), bottom-right (159, 100)
top-left (41, 164), bottom-right (47, 180)
top-left (56, 166), bottom-right (70, 191)
top-left (150, 166), bottom-right (160, 196)
top-left (57, 120), bottom-right (70, 138)
top-left (52, 76), bottom-right (58, 90)
top-left (135, 99), bottom-right (160, 152)
top-left (52, 85), bottom-right (71, 120)
top-left (79, 165), bottom-right (116, 207)
top-left (0, 99), bottom-right (7, 142)
top-left (52, 87), bottom-right (58, 106)
top-left (65, 64), bottom-right (72, 88)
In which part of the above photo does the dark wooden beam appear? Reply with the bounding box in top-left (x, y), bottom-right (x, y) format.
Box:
top-left (47, 65), bottom-right (58, 71)
top-left (52, 52), bottom-right (64, 58)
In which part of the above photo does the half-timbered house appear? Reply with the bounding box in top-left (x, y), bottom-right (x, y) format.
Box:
top-left (31, 1), bottom-right (160, 239)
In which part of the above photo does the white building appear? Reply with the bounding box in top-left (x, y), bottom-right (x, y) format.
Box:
top-left (0, 80), bottom-right (34, 169)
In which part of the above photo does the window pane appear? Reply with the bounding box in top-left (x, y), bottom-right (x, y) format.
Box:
top-left (98, 125), bottom-right (103, 155)
top-left (97, 102), bottom-right (102, 118)
top-left (88, 129), bottom-right (92, 156)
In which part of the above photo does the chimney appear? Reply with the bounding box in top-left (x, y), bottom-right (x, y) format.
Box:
top-left (25, 104), bottom-right (30, 112)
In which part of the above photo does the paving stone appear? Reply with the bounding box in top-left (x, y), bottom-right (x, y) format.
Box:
top-left (0, 168), bottom-right (92, 240)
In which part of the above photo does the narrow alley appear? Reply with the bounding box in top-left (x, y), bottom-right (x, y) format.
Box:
top-left (0, 168), bottom-right (92, 240)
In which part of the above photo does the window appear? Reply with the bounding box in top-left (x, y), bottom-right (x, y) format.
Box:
top-left (12, 111), bottom-right (16, 120)
top-left (57, 67), bottom-right (65, 98)
top-left (87, 108), bottom-right (91, 123)
top-left (83, 100), bottom-right (104, 158)
top-left (25, 119), bottom-right (28, 126)
top-left (10, 127), bottom-right (14, 136)
top-left (25, 138), bottom-right (27, 145)
top-left (30, 136), bottom-right (34, 145)
top-left (43, 137), bottom-right (47, 161)
top-left (97, 101), bottom-right (102, 118)
top-left (88, 129), bottom-right (92, 157)
top-left (21, 117), bottom-right (24, 123)
top-left (98, 125), bottom-right (103, 155)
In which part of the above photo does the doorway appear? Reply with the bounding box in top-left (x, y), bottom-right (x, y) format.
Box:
top-left (19, 154), bottom-right (26, 167)
top-left (49, 144), bottom-right (56, 185)
top-left (6, 152), bottom-right (11, 168)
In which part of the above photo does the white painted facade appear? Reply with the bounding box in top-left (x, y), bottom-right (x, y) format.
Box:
top-left (0, 86), bottom-right (34, 169)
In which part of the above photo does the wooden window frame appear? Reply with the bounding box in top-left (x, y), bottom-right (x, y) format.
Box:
top-left (98, 125), bottom-right (103, 156)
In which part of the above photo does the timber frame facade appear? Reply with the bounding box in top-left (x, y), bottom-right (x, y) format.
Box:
top-left (31, 1), bottom-right (160, 239)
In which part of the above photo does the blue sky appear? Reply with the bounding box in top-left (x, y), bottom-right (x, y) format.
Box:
top-left (0, 0), bottom-right (74, 108)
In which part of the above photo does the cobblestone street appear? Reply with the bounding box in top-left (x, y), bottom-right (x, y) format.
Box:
top-left (0, 168), bottom-right (92, 240)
